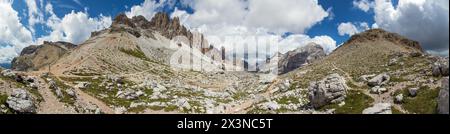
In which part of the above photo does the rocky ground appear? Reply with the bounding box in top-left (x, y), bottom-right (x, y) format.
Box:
top-left (1, 14), bottom-right (448, 114)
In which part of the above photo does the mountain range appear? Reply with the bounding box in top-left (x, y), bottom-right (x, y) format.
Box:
top-left (0, 12), bottom-right (448, 114)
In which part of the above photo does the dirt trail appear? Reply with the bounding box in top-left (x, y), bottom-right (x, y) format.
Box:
top-left (36, 77), bottom-right (77, 114)
top-left (54, 76), bottom-right (114, 114)
top-left (225, 79), bottom-right (280, 114)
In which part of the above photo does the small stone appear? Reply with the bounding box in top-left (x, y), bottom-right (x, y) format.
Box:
top-left (338, 101), bottom-right (346, 107)
top-left (395, 94), bottom-right (403, 104)
top-left (408, 88), bottom-right (419, 97)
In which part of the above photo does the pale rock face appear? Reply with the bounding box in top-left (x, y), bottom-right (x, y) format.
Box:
top-left (368, 73), bottom-right (390, 87)
top-left (362, 103), bottom-right (392, 114)
top-left (260, 43), bottom-right (326, 74)
top-left (6, 89), bottom-right (36, 113)
top-left (438, 77), bottom-right (449, 114)
top-left (259, 101), bottom-right (280, 111)
top-left (308, 73), bottom-right (348, 108)
top-left (432, 57), bottom-right (449, 77)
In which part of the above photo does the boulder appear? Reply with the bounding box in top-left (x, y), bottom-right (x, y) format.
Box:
top-left (6, 89), bottom-right (36, 113)
top-left (370, 86), bottom-right (388, 94)
top-left (308, 73), bottom-right (348, 108)
top-left (176, 98), bottom-right (191, 110)
top-left (54, 89), bottom-right (63, 98)
top-left (362, 103), bottom-right (392, 114)
top-left (368, 73), bottom-right (390, 87)
top-left (75, 82), bottom-right (90, 89)
top-left (431, 57), bottom-right (449, 77)
top-left (66, 88), bottom-right (76, 97)
top-left (394, 94), bottom-right (403, 104)
top-left (408, 87), bottom-right (419, 97)
top-left (260, 101), bottom-right (280, 111)
top-left (1, 69), bottom-right (15, 78)
top-left (437, 77), bottom-right (449, 114)
top-left (358, 74), bottom-right (376, 82)
top-left (116, 89), bottom-right (141, 100)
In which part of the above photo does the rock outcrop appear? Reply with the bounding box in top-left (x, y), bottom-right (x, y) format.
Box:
top-left (6, 88), bottom-right (36, 113)
top-left (308, 73), bottom-right (348, 108)
top-left (437, 77), bottom-right (449, 114)
top-left (432, 57), bottom-right (449, 77)
top-left (362, 103), bottom-right (392, 114)
top-left (11, 41), bottom-right (76, 71)
top-left (367, 73), bottom-right (390, 87)
top-left (346, 29), bottom-right (423, 52)
top-left (259, 43), bottom-right (326, 74)
top-left (277, 43), bottom-right (326, 74)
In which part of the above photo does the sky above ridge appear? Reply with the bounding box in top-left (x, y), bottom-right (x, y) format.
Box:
top-left (0, 0), bottom-right (448, 65)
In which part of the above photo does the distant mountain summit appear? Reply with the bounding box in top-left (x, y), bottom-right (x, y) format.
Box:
top-left (343, 28), bottom-right (423, 53)
top-left (11, 41), bottom-right (76, 71)
top-left (258, 43), bottom-right (326, 74)
top-left (11, 12), bottom-right (223, 74)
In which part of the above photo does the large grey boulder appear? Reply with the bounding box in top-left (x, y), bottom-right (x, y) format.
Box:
top-left (368, 73), bottom-right (390, 87)
top-left (308, 73), bottom-right (348, 108)
top-left (362, 103), bottom-right (392, 114)
top-left (6, 89), bottom-right (36, 113)
top-left (1, 69), bottom-right (15, 78)
top-left (437, 77), bottom-right (449, 114)
top-left (432, 57), bottom-right (449, 77)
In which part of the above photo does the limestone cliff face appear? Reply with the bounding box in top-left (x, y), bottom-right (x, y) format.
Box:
top-left (11, 41), bottom-right (76, 71)
top-left (277, 43), bottom-right (326, 74)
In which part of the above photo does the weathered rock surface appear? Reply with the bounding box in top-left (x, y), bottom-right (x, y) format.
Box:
top-left (432, 57), bottom-right (449, 77)
top-left (6, 89), bottom-right (36, 113)
top-left (269, 43), bottom-right (326, 74)
top-left (437, 77), bottom-right (449, 114)
top-left (368, 73), bottom-right (390, 87)
top-left (308, 73), bottom-right (348, 108)
top-left (362, 103), bottom-right (392, 114)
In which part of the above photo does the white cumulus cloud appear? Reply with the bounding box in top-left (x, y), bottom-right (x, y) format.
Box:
top-left (38, 3), bottom-right (112, 45)
top-left (337, 22), bottom-right (370, 36)
top-left (373, 0), bottom-right (449, 55)
top-left (0, 0), bottom-right (34, 63)
top-left (353, 0), bottom-right (375, 12)
top-left (125, 0), bottom-right (167, 20)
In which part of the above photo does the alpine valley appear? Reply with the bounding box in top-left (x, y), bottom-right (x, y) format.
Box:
top-left (0, 12), bottom-right (448, 114)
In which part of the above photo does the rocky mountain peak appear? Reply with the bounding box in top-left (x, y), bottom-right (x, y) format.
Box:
top-left (108, 12), bottom-right (193, 41)
top-left (12, 41), bottom-right (76, 71)
top-left (346, 28), bottom-right (423, 52)
top-left (112, 13), bottom-right (136, 28)
top-left (150, 12), bottom-right (170, 30)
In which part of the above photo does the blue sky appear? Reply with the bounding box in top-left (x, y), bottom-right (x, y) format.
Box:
top-left (10, 0), bottom-right (374, 46)
top-left (1, 0), bottom-right (448, 67)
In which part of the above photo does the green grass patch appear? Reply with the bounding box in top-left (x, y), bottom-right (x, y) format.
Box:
top-left (120, 47), bottom-right (150, 61)
top-left (0, 93), bottom-right (14, 114)
top-left (321, 90), bottom-right (374, 114)
top-left (392, 106), bottom-right (404, 114)
top-left (401, 86), bottom-right (439, 114)
top-left (276, 96), bottom-right (300, 104)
